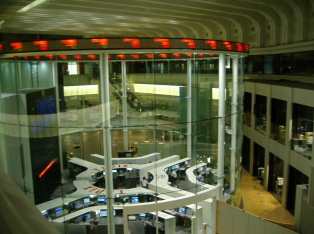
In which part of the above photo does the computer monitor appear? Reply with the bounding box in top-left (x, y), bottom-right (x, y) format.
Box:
top-left (42, 211), bottom-right (48, 217)
top-left (119, 169), bottom-right (124, 173)
top-left (149, 214), bottom-right (154, 221)
top-left (84, 213), bottom-right (91, 220)
top-left (112, 169), bottom-right (118, 173)
top-left (131, 197), bottom-right (139, 203)
top-left (164, 168), bottom-right (168, 173)
top-left (83, 197), bottom-right (90, 204)
top-left (174, 164), bottom-right (179, 169)
top-left (76, 215), bottom-right (83, 223)
top-left (179, 207), bottom-right (185, 214)
top-left (99, 210), bottom-right (107, 217)
top-left (97, 197), bottom-right (106, 203)
top-left (186, 208), bottom-right (193, 216)
top-left (55, 208), bottom-right (63, 215)
top-left (185, 160), bottom-right (189, 165)
top-left (103, 171), bottom-right (106, 175)
top-left (169, 166), bottom-right (172, 170)
top-left (198, 166), bottom-right (203, 172)
top-left (139, 213), bottom-right (146, 217)
top-left (74, 201), bottom-right (80, 207)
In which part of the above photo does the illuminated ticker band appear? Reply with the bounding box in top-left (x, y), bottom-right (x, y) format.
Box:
top-left (0, 38), bottom-right (249, 57)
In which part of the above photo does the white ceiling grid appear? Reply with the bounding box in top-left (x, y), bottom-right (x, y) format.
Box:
top-left (0, 0), bottom-right (313, 50)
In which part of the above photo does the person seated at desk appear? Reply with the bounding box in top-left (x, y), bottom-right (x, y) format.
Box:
top-left (196, 172), bottom-right (204, 182)
top-left (141, 177), bottom-right (149, 188)
top-left (170, 170), bottom-right (177, 186)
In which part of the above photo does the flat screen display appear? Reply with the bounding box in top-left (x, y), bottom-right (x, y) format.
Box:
top-left (179, 207), bottom-right (185, 214)
top-left (76, 216), bottom-right (83, 223)
top-left (99, 210), bottom-right (107, 217)
top-left (131, 197), bottom-right (139, 203)
top-left (185, 160), bottom-right (189, 165)
top-left (139, 213), bottom-right (146, 217)
top-left (84, 213), bottom-right (91, 220)
top-left (55, 208), bottom-right (63, 215)
top-left (186, 208), bottom-right (193, 216)
top-left (74, 201), bottom-right (80, 207)
top-left (103, 171), bottom-right (106, 175)
top-left (149, 214), bottom-right (154, 220)
top-left (112, 169), bottom-right (117, 173)
top-left (174, 164), bottom-right (179, 169)
top-left (83, 198), bottom-right (90, 204)
top-left (97, 197), bottom-right (106, 203)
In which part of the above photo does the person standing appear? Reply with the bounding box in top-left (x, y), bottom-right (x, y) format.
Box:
top-left (141, 177), bottom-right (149, 188)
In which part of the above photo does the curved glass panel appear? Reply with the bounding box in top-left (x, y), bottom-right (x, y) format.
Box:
top-left (0, 45), bottom-right (246, 234)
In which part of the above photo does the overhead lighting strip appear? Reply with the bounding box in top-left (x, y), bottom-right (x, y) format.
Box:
top-left (18, 0), bottom-right (49, 13)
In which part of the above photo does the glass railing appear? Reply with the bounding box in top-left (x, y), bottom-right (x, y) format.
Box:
top-left (270, 123), bottom-right (286, 145)
top-left (291, 131), bottom-right (312, 160)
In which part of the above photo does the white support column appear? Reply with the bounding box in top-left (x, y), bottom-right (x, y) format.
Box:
top-left (217, 53), bottom-right (226, 200)
top-left (100, 53), bottom-right (115, 234)
top-left (187, 59), bottom-right (192, 158)
top-left (121, 61), bottom-right (128, 150)
top-left (230, 55), bottom-right (238, 193)
top-left (308, 164), bottom-right (314, 206)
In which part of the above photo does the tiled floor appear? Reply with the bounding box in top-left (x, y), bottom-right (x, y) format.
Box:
top-left (237, 169), bottom-right (294, 226)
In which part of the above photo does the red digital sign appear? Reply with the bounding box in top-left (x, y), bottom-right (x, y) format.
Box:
top-left (154, 38), bottom-right (169, 48)
top-left (181, 39), bottom-right (195, 49)
top-left (145, 54), bottom-right (153, 58)
top-left (205, 40), bottom-right (217, 50)
top-left (60, 39), bottom-right (77, 47)
top-left (91, 38), bottom-right (108, 47)
top-left (131, 54), bottom-right (140, 59)
top-left (33, 40), bottom-right (48, 50)
top-left (45, 55), bottom-right (54, 60)
top-left (172, 53), bottom-right (180, 58)
top-left (123, 38), bottom-right (140, 48)
top-left (223, 41), bottom-right (232, 50)
top-left (10, 42), bottom-right (23, 50)
top-left (34, 56), bottom-right (41, 60)
top-left (116, 54), bottom-right (125, 60)
top-left (38, 160), bottom-right (55, 178)
top-left (73, 55), bottom-right (82, 60)
top-left (2, 38), bottom-right (249, 57)
top-left (87, 54), bottom-right (97, 60)
top-left (58, 55), bottom-right (67, 59)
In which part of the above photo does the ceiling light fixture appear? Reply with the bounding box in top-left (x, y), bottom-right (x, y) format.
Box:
top-left (18, 0), bottom-right (49, 13)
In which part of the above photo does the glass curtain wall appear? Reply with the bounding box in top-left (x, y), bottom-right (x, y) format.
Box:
top-left (0, 50), bottom-right (244, 234)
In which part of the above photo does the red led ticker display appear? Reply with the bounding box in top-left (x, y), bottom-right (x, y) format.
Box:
top-left (2, 38), bottom-right (249, 56)
top-left (91, 38), bottom-right (108, 46)
top-left (145, 54), bottom-right (153, 58)
top-left (59, 55), bottom-right (67, 59)
top-left (73, 55), bottom-right (82, 60)
top-left (181, 39), bottom-right (195, 49)
top-left (87, 54), bottom-right (97, 60)
top-left (60, 39), bottom-right (77, 47)
top-left (116, 54), bottom-right (125, 60)
top-left (131, 54), bottom-right (140, 59)
top-left (123, 38), bottom-right (140, 48)
top-left (45, 55), bottom-right (54, 60)
top-left (154, 38), bottom-right (169, 48)
top-left (158, 54), bottom-right (167, 58)
top-left (33, 40), bottom-right (48, 50)
top-left (10, 42), bottom-right (23, 50)
top-left (34, 56), bottom-right (41, 60)
top-left (172, 53), bottom-right (180, 58)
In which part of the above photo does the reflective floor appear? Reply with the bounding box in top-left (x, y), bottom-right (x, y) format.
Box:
top-left (238, 169), bottom-right (294, 228)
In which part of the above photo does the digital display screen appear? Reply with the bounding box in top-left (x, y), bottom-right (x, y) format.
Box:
top-left (149, 214), bottom-right (154, 220)
top-left (83, 198), bottom-right (90, 204)
top-left (198, 167), bottom-right (203, 172)
top-left (55, 208), bottom-right (63, 215)
top-left (186, 208), bottom-right (193, 216)
top-left (74, 201), bottom-right (80, 207)
top-left (42, 212), bottom-right (48, 217)
top-left (174, 164), bottom-right (179, 169)
top-left (84, 213), bottom-right (91, 220)
top-left (139, 213), bottom-right (146, 217)
top-left (97, 197), bottom-right (106, 202)
top-left (119, 170), bottom-right (124, 173)
top-left (164, 168), bottom-right (168, 173)
top-left (185, 160), bottom-right (189, 165)
top-left (103, 171), bottom-right (106, 175)
top-left (99, 210), bottom-right (107, 217)
top-left (76, 216), bottom-right (83, 223)
top-left (179, 207), bottom-right (185, 214)
top-left (112, 169), bottom-right (117, 173)
top-left (131, 197), bottom-right (139, 203)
